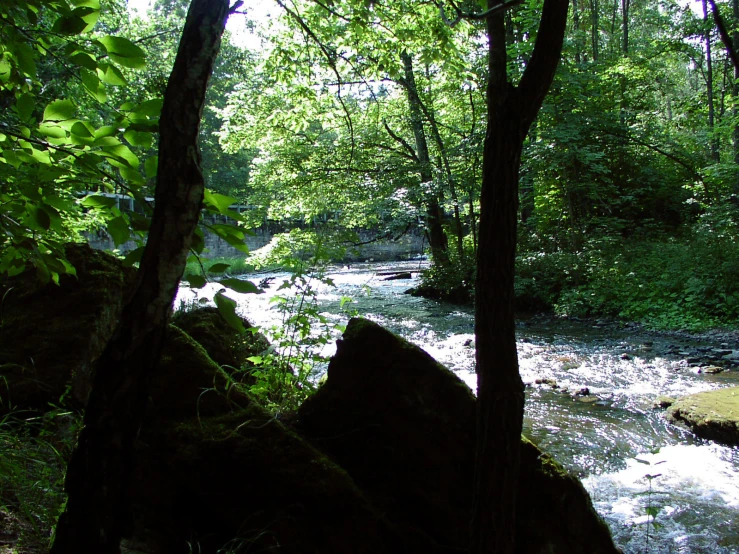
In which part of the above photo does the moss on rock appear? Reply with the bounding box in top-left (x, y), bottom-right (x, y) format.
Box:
top-left (130, 327), bottom-right (442, 554)
top-left (668, 387), bottom-right (739, 446)
top-left (170, 306), bottom-right (269, 371)
top-left (298, 317), bottom-right (620, 554)
top-left (0, 244), bottom-right (135, 412)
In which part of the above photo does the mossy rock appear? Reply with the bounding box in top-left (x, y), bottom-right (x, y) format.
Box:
top-left (0, 244), bottom-right (135, 412)
top-left (129, 326), bottom-right (442, 554)
top-left (298, 317), bottom-right (620, 554)
top-left (668, 387), bottom-right (739, 446)
top-left (170, 307), bottom-right (269, 371)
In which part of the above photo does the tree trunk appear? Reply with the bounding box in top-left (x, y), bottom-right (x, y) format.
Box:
top-left (703, 0), bottom-right (720, 163)
top-left (400, 50), bottom-right (449, 267)
top-left (591, 0), bottom-right (599, 61)
top-left (734, 0), bottom-right (739, 192)
top-left (471, 0), bottom-right (569, 552)
top-left (50, 1), bottom-right (230, 552)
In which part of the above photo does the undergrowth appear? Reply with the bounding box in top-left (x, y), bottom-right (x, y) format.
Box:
top-left (515, 211), bottom-right (739, 330)
top-left (0, 408), bottom-right (81, 550)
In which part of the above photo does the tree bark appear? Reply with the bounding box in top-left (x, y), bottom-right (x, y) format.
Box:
top-left (734, 0), bottom-right (739, 192)
top-left (400, 50), bottom-right (449, 267)
top-left (703, 0), bottom-right (720, 163)
top-left (590, 0), bottom-right (599, 61)
top-left (50, 1), bottom-right (230, 552)
top-left (471, 0), bottom-right (568, 552)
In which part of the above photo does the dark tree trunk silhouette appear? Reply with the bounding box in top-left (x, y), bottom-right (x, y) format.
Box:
top-left (400, 50), bottom-right (450, 267)
top-left (51, 1), bottom-right (230, 551)
top-left (471, 0), bottom-right (569, 552)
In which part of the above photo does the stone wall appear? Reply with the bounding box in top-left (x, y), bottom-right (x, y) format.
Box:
top-left (88, 225), bottom-right (426, 262)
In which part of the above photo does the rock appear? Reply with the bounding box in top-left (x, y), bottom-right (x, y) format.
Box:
top-left (297, 318), bottom-right (621, 554)
top-left (620, 353), bottom-right (632, 360)
top-left (654, 396), bottom-right (676, 409)
top-left (128, 327), bottom-right (424, 554)
top-left (668, 387), bottom-right (739, 446)
top-left (535, 377), bottom-right (559, 388)
top-left (0, 243), bottom-right (135, 413)
top-left (406, 283), bottom-right (471, 304)
top-left (382, 272), bottom-right (412, 281)
top-left (703, 365), bottom-right (725, 374)
top-left (171, 306), bottom-right (269, 372)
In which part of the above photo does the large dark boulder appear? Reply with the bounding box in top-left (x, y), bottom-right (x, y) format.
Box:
top-left (0, 244), bottom-right (135, 412)
top-left (297, 317), bottom-right (621, 554)
top-left (127, 325), bottom-right (441, 554)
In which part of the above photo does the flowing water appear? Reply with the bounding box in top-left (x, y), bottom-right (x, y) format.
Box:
top-left (176, 261), bottom-right (739, 554)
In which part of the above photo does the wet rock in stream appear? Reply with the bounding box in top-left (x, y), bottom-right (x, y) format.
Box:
top-left (667, 387), bottom-right (739, 446)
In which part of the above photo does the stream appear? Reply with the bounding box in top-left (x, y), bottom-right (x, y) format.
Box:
top-left (176, 261), bottom-right (739, 554)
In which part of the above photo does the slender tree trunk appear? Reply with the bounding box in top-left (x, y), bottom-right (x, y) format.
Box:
top-left (591, 0), bottom-right (599, 61)
top-left (471, 0), bottom-right (568, 552)
top-left (422, 90), bottom-right (466, 261)
top-left (621, 0), bottom-right (629, 54)
top-left (50, 1), bottom-right (230, 552)
top-left (734, 0), bottom-right (739, 193)
top-left (400, 51), bottom-right (449, 266)
top-left (573, 0), bottom-right (581, 64)
top-left (703, 0), bottom-right (720, 163)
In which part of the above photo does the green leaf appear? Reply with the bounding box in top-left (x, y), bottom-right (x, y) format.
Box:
top-left (29, 205), bottom-right (51, 230)
top-left (246, 355), bottom-right (263, 364)
top-left (38, 123), bottom-right (67, 139)
top-left (81, 69), bottom-right (106, 102)
top-left (43, 99), bottom-right (76, 122)
top-left (69, 51), bottom-right (98, 70)
top-left (221, 278), bottom-right (262, 294)
top-left (28, 147), bottom-right (51, 164)
top-left (185, 273), bottom-right (207, 288)
top-left (131, 98), bottom-right (163, 118)
top-left (207, 263), bottom-right (231, 274)
top-left (15, 93), bottom-right (35, 122)
top-left (94, 125), bottom-right (118, 139)
top-left (144, 155), bottom-right (158, 179)
top-left (71, 121), bottom-right (94, 138)
top-left (118, 166), bottom-right (146, 185)
top-left (97, 36), bottom-right (146, 69)
top-left (107, 215), bottom-right (130, 246)
top-left (214, 292), bottom-right (245, 333)
top-left (100, 143), bottom-right (139, 168)
top-left (191, 227), bottom-right (205, 254)
top-left (122, 246), bottom-right (144, 267)
top-left (53, 13), bottom-right (88, 35)
top-left (97, 63), bottom-right (127, 86)
top-left (123, 129), bottom-right (152, 148)
top-left (0, 57), bottom-right (11, 83)
top-left (80, 195), bottom-right (116, 208)
top-left (203, 189), bottom-right (238, 214)
top-left (15, 43), bottom-right (36, 77)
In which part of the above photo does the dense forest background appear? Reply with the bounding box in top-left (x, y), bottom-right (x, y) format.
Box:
top-left (2, 0), bottom-right (739, 332)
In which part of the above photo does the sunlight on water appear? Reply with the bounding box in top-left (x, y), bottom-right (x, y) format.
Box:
top-left (585, 444), bottom-right (739, 553)
top-left (176, 263), bottom-right (739, 553)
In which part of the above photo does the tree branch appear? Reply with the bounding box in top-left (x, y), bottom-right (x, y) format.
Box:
top-left (383, 120), bottom-right (419, 161)
top-left (707, 0), bottom-right (739, 73)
